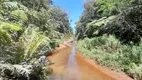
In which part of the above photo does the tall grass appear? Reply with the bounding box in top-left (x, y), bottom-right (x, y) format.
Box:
top-left (77, 35), bottom-right (142, 80)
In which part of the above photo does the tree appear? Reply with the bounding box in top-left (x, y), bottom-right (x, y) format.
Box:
top-left (76, 0), bottom-right (142, 40)
top-left (11, 0), bottom-right (53, 10)
top-left (76, 0), bottom-right (99, 39)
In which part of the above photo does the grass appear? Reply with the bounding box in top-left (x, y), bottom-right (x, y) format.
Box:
top-left (77, 35), bottom-right (142, 80)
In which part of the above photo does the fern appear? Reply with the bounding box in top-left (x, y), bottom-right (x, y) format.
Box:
top-left (18, 27), bottom-right (51, 61)
top-left (9, 10), bottom-right (28, 26)
top-left (0, 28), bottom-right (11, 45)
top-left (2, 1), bottom-right (19, 11)
top-left (0, 21), bottom-right (22, 31)
top-left (0, 20), bottom-right (22, 45)
top-left (2, 1), bottom-right (28, 11)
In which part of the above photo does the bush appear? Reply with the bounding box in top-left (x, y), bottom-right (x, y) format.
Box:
top-left (0, 26), bottom-right (55, 64)
top-left (0, 21), bottom-right (22, 45)
top-left (19, 27), bottom-right (51, 61)
top-left (9, 10), bottom-right (28, 26)
top-left (0, 27), bottom-right (55, 79)
top-left (77, 35), bottom-right (142, 80)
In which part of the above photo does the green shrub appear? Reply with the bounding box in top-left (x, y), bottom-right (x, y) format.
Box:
top-left (9, 10), bottom-right (28, 26)
top-left (0, 21), bottom-right (23, 63)
top-left (0, 21), bottom-right (22, 31)
top-left (0, 21), bottom-right (22, 45)
top-left (0, 26), bottom-right (54, 64)
top-left (18, 27), bottom-right (51, 61)
top-left (77, 35), bottom-right (142, 80)
top-left (0, 29), bottom-right (11, 45)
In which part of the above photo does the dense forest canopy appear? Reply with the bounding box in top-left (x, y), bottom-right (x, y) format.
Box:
top-left (0, 0), bottom-right (72, 79)
top-left (76, 0), bottom-right (142, 44)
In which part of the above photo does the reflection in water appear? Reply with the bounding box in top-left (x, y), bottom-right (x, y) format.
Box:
top-left (68, 42), bottom-right (76, 67)
top-left (63, 42), bottom-right (81, 80)
top-left (49, 41), bottom-right (81, 80)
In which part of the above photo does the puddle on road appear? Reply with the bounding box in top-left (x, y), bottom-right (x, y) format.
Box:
top-left (63, 42), bottom-right (81, 80)
top-left (48, 42), bottom-right (132, 80)
top-left (49, 42), bottom-right (81, 80)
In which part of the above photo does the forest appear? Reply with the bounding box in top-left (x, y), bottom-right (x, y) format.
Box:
top-left (76, 0), bottom-right (142, 80)
top-left (0, 0), bottom-right (72, 80)
top-left (0, 0), bottom-right (142, 80)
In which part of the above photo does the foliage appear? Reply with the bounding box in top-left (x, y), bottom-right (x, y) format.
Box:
top-left (0, 0), bottom-right (72, 79)
top-left (0, 20), bottom-right (22, 31)
top-left (48, 7), bottom-right (71, 34)
top-left (96, 0), bottom-right (119, 17)
top-left (76, 0), bottom-right (142, 79)
top-left (84, 16), bottom-right (116, 38)
top-left (2, 1), bottom-right (20, 11)
top-left (0, 27), bottom-right (52, 64)
top-left (99, 6), bottom-right (142, 44)
top-left (0, 21), bottom-right (22, 45)
top-left (9, 10), bottom-right (28, 26)
top-left (0, 29), bottom-right (11, 45)
top-left (0, 0), bottom-right (71, 35)
top-left (96, 0), bottom-right (142, 17)
top-left (12, 0), bottom-right (53, 10)
top-left (0, 62), bottom-right (51, 80)
top-left (0, 0), bottom-right (70, 63)
top-left (77, 35), bottom-right (142, 80)
top-left (18, 27), bottom-right (51, 61)
top-left (76, 0), bottom-right (99, 39)
top-left (0, 21), bottom-right (23, 63)
top-left (76, 0), bottom-right (142, 40)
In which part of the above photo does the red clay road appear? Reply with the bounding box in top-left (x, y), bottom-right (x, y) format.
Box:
top-left (48, 42), bottom-right (133, 80)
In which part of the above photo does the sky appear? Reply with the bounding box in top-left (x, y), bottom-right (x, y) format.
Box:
top-left (54, 0), bottom-right (85, 32)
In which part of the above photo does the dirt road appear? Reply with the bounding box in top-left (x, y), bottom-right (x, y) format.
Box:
top-left (48, 42), bottom-right (133, 80)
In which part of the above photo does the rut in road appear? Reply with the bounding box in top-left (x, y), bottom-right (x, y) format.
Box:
top-left (49, 42), bottom-right (81, 80)
top-left (63, 42), bottom-right (81, 80)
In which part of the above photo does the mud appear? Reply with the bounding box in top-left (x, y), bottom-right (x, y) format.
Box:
top-left (48, 42), bottom-right (133, 80)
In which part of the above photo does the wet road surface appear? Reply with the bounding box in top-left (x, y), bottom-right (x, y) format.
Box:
top-left (48, 42), bottom-right (133, 80)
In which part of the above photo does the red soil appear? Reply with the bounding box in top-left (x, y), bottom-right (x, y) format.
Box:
top-left (48, 42), bottom-right (133, 80)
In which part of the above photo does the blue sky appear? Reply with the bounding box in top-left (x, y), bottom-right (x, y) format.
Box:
top-left (54, 0), bottom-right (85, 32)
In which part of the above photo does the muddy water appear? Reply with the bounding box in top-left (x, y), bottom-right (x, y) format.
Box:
top-left (48, 42), bottom-right (81, 80)
top-left (62, 43), bottom-right (81, 80)
top-left (48, 42), bottom-right (133, 80)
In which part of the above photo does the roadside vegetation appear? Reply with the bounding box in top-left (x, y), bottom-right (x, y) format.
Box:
top-left (76, 0), bottom-right (142, 79)
top-left (0, 0), bottom-right (72, 80)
